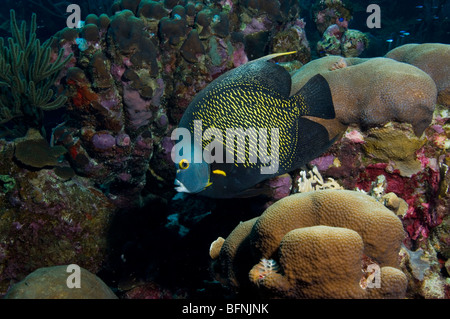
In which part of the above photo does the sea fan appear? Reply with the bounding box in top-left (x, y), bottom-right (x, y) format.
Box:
top-left (249, 258), bottom-right (280, 287)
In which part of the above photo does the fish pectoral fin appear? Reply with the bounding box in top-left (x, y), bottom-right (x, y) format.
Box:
top-left (212, 169), bottom-right (227, 177)
top-left (205, 181), bottom-right (213, 188)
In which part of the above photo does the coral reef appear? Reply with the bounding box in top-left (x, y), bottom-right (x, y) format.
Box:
top-left (340, 29), bottom-right (369, 57)
top-left (4, 265), bottom-right (117, 299)
top-left (314, 109), bottom-right (448, 246)
top-left (0, 0), bottom-right (448, 301)
top-left (317, 26), bottom-right (368, 58)
top-left (211, 190), bottom-right (407, 298)
top-left (313, 0), bottom-right (352, 35)
top-left (386, 43), bottom-right (450, 106)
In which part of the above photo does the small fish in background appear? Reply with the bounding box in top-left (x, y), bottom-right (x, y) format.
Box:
top-left (173, 52), bottom-right (338, 198)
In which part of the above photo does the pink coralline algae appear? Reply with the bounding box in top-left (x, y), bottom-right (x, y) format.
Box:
top-left (310, 154), bottom-right (336, 171)
top-left (242, 18), bottom-right (271, 36)
top-left (92, 133), bottom-right (116, 150)
top-left (232, 42), bottom-right (249, 67)
top-left (344, 130), bottom-right (365, 144)
top-left (123, 85), bottom-right (153, 130)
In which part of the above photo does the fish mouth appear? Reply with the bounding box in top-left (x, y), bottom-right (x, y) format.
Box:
top-left (174, 179), bottom-right (191, 193)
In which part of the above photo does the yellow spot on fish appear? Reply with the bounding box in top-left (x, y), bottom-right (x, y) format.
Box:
top-left (212, 169), bottom-right (227, 177)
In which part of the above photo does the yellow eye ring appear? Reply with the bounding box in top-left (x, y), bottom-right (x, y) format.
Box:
top-left (179, 159), bottom-right (189, 170)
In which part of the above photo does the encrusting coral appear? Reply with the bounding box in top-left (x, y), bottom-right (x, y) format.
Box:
top-left (0, 10), bottom-right (72, 138)
top-left (210, 190), bottom-right (407, 299)
top-left (362, 126), bottom-right (426, 177)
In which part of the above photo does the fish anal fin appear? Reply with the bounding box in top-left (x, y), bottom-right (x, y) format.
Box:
top-left (302, 116), bottom-right (348, 141)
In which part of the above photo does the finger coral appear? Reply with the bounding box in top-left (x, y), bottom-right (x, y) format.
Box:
top-left (385, 43), bottom-right (450, 106)
top-left (211, 190), bottom-right (407, 298)
top-left (291, 57), bottom-right (438, 136)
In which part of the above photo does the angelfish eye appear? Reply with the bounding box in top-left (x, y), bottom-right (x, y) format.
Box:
top-left (179, 159), bottom-right (189, 170)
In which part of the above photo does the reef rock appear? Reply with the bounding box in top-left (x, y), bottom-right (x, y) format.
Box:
top-left (0, 138), bottom-right (115, 296)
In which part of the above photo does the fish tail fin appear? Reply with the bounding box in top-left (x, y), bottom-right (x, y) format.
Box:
top-left (290, 74), bottom-right (335, 119)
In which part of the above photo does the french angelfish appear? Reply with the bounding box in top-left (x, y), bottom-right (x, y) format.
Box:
top-left (173, 52), bottom-right (337, 198)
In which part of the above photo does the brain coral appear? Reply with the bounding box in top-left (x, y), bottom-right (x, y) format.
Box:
top-left (385, 43), bottom-right (450, 106)
top-left (290, 56), bottom-right (437, 136)
top-left (5, 265), bottom-right (117, 299)
top-left (210, 190), bottom-right (407, 299)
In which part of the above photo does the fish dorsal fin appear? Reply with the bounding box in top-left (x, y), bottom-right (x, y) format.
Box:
top-left (196, 52), bottom-right (294, 101)
top-left (179, 52), bottom-right (297, 129)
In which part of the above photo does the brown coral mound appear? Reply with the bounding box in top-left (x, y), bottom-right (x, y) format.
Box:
top-left (386, 43), bottom-right (450, 106)
top-left (291, 57), bottom-right (437, 136)
top-left (211, 190), bottom-right (407, 299)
